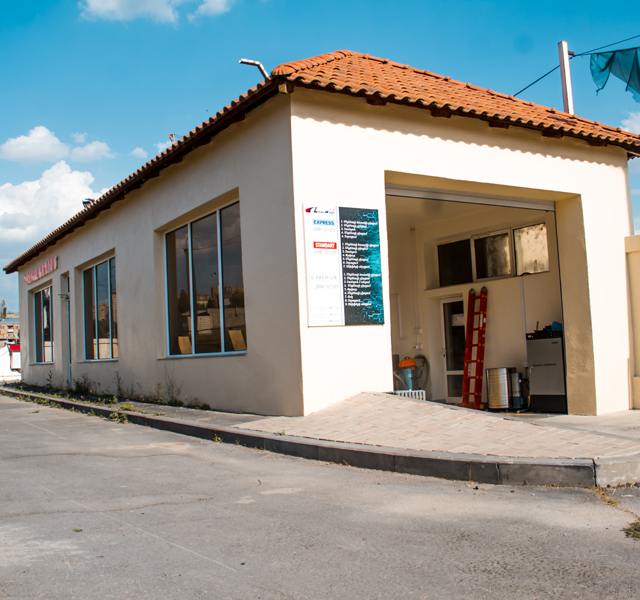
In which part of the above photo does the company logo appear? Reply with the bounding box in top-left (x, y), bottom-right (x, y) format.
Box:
top-left (314, 242), bottom-right (337, 249)
top-left (313, 219), bottom-right (335, 226)
top-left (306, 207), bottom-right (335, 214)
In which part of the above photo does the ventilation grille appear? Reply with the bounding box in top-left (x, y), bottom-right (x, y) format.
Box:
top-left (395, 390), bottom-right (426, 401)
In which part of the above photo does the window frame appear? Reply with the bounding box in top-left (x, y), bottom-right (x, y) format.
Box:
top-left (513, 222), bottom-right (551, 276)
top-left (33, 284), bottom-right (54, 364)
top-left (470, 228), bottom-right (514, 282)
top-left (164, 200), bottom-right (247, 358)
top-left (437, 222), bottom-right (549, 288)
top-left (82, 257), bottom-right (117, 361)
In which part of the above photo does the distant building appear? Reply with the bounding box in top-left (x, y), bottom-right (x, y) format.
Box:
top-left (0, 321), bottom-right (19, 347)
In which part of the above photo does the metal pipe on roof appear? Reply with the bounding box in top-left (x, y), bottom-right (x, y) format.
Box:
top-left (239, 58), bottom-right (269, 80)
top-left (558, 41), bottom-right (575, 114)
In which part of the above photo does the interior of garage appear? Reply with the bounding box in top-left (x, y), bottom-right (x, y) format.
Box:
top-left (386, 191), bottom-right (565, 410)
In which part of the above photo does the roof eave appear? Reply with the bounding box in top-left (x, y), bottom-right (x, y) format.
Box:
top-left (3, 77), bottom-right (284, 275)
top-left (284, 78), bottom-right (640, 156)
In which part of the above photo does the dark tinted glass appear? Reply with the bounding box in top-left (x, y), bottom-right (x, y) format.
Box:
top-left (221, 203), bottom-right (247, 352)
top-left (84, 269), bottom-right (95, 360)
top-left (443, 300), bottom-right (465, 371)
top-left (42, 287), bottom-right (53, 362)
top-left (191, 212), bottom-right (221, 354)
top-left (438, 240), bottom-right (473, 287)
top-left (447, 374), bottom-right (464, 398)
top-left (34, 290), bottom-right (42, 363)
top-left (474, 233), bottom-right (511, 279)
top-left (96, 261), bottom-right (110, 359)
top-left (166, 226), bottom-right (192, 355)
top-left (110, 258), bottom-right (118, 358)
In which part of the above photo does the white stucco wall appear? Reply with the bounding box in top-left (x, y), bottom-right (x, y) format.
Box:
top-left (19, 94), bottom-right (305, 416)
top-left (290, 89), bottom-right (632, 415)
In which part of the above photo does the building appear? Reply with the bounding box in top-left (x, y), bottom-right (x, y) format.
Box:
top-left (0, 320), bottom-right (20, 347)
top-left (4, 50), bottom-right (640, 416)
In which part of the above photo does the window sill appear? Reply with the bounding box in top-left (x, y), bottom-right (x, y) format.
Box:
top-left (30, 362), bottom-right (55, 366)
top-left (159, 351), bottom-right (247, 360)
top-left (77, 358), bottom-right (119, 363)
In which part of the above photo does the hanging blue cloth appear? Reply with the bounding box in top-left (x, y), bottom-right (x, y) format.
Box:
top-left (590, 48), bottom-right (640, 102)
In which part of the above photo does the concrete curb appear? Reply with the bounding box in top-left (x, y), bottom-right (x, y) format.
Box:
top-left (4, 387), bottom-right (638, 487)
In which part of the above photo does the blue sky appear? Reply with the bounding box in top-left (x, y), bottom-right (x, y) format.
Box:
top-left (1, 0), bottom-right (639, 310)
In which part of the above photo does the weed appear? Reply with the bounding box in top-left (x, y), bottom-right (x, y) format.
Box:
top-left (213, 434), bottom-right (223, 442)
top-left (73, 374), bottom-right (92, 395)
top-left (46, 370), bottom-right (53, 390)
top-left (73, 528), bottom-right (83, 533)
top-left (113, 371), bottom-right (124, 399)
top-left (596, 486), bottom-right (620, 507)
top-left (109, 412), bottom-right (128, 424)
top-left (152, 368), bottom-right (183, 406)
top-left (623, 518), bottom-right (640, 539)
top-left (118, 403), bottom-right (133, 412)
top-left (276, 430), bottom-right (286, 436)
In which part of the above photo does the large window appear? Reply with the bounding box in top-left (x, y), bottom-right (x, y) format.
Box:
top-left (166, 201), bottom-right (247, 356)
top-left (83, 258), bottom-right (117, 360)
top-left (437, 223), bottom-right (550, 287)
top-left (34, 286), bottom-right (53, 363)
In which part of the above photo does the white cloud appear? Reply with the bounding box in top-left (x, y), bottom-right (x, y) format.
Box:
top-left (0, 126), bottom-right (69, 163)
top-left (154, 140), bottom-right (172, 152)
top-left (131, 147), bottom-right (148, 159)
top-left (0, 161), bottom-right (101, 249)
top-left (71, 132), bottom-right (87, 144)
top-left (80, 0), bottom-right (190, 22)
top-left (80, 0), bottom-right (235, 22)
top-left (622, 111), bottom-right (640, 134)
top-left (188, 0), bottom-right (235, 19)
top-left (70, 141), bottom-right (114, 162)
top-left (0, 161), bottom-right (103, 308)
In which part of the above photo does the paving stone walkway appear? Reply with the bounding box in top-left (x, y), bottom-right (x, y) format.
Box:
top-left (235, 392), bottom-right (640, 459)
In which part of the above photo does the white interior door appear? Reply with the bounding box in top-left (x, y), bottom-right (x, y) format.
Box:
top-left (441, 297), bottom-right (465, 403)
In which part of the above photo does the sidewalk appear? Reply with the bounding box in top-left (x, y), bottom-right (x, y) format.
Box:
top-left (3, 387), bottom-right (640, 488)
top-left (235, 393), bottom-right (640, 460)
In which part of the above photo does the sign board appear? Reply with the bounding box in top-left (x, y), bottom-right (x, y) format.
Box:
top-left (23, 256), bottom-right (58, 285)
top-left (303, 206), bottom-right (384, 327)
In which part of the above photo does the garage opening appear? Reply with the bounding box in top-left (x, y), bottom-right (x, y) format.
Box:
top-left (386, 186), bottom-right (566, 413)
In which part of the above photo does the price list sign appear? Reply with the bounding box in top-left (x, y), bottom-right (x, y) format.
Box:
top-left (339, 207), bottom-right (384, 325)
top-left (303, 205), bottom-right (384, 327)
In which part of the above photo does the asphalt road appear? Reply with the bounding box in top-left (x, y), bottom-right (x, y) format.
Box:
top-left (2, 395), bottom-right (640, 600)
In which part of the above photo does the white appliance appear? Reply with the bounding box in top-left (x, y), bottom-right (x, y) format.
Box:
top-left (526, 334), bottom-right (567, 413)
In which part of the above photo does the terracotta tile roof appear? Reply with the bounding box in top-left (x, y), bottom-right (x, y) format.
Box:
top-left (5, 50), bottom-right (640, 274)
top-left (273, 50), bottom-right (640, 152)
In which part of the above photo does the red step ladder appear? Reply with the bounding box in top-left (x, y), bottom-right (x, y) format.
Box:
top-left (459, 287), bottom-right (488, 409)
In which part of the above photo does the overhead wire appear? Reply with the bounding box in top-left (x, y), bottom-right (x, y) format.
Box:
top-left (513, 33), bottom-right (640, 98)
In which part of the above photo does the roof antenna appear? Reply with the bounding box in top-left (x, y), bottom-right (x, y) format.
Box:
top-left (239, 58), bottom-right (269, 80)
top-left (82, 199), bottom-right (93, 208)
top-left (169, 133), bottom-right (176, 144)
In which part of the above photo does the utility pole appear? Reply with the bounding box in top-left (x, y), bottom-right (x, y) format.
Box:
top-left (558, 41), bottom-right (574, 114)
